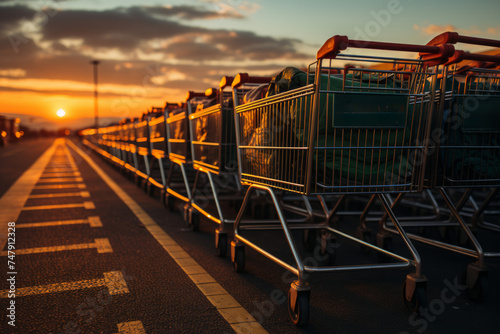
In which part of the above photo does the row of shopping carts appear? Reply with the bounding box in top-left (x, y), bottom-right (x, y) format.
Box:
top-left (80, 31), bottom-right (500, 326)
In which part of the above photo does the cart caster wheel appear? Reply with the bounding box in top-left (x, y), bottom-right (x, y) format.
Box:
top-left (147, 183), bottom-right (155, 197)
top-left (161, 190), bottom-right (167, 207)
top-left (463, 269), bottom-right (488, 302)
top-left (458, 228), bottom-right (477, 248)
top-left (356, 226), bottom-right (372, 254)
top-left (166, 194), bottom-right (176, 212)
top-left (439, 226), bottom-right (458, 244)
top-left (403, 280), bottom-right (427, 314)
top-left (231, 242), bottom-right (245, 273)
top-left (303, 229), bottom-right (317, 252)
top-left (187, 207), bottom-right (199, 231)
top-left (317, 232), bottom-right (336, 266)
top-left (377, 232), bottom-right (393, 262)
top-left (288, 282), bottom-right (310, 326)
top-left (215, 231), bottom-right (227, 258)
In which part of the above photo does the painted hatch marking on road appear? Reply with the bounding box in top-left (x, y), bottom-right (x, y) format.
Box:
top-left (15, 216), bottom-right (103, 228)
top-left (33, 183), bottom-right (86, 190)
top-left (29, 191), bottom-right (90, 199)
top-left (21, 201), bottom-right (95, 211)
top-left (0, 238), bottom-right (112, 256)
top-left (37, 177), bottom-right (84, 183)
top-left (115, 321), bottom-right (147, 334)
top-left (68, 139), bottom-right (269, 334)
top-left (0, 138), bottom-right (59, 250)
top-left (1, 270), bottom-right (129, 298)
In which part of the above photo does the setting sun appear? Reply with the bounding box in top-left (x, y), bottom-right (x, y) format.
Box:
top-left (56, 109), bottom-right (66, 117)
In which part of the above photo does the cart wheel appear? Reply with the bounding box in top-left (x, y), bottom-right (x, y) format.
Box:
top-left (402, 280), bottom-right (427, 314)
top-left (134, 175), bottom-right (141, 186)
top-left (458, 228), bottom-right (477, 248)
top-left (317, 232), bottom-right (336, 266)
top-left (167, 195), bottom-right (176, 212)
top-left (188, 207), bottom-right (200, 231)
top-left (356, 226), bottom-right (372, 254)
top-left (463, 271), bottom-right (488, 302)
top-left (161, 190), bottom-right (167, 207)
top-left (147, 183), bottom-right (155, 197)
top-left (232, 244), bottom-right (245, 273)
top-left (377, 233), bottom-right (393, 262)
top-left (303, 229), bottom-right (317, 252)
top-left (288, 288), bottom-right (310, 326)
top-left (216, 232), bottom-right (227, 258)
top-left (439, 226), bottom-right (458, 244)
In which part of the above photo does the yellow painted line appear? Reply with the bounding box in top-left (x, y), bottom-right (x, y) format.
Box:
top-left (68, 139), bottom-right (268, 334)
top-left (115, 321), bottom-right (147, 334)
top-left (0, 238), bottom-right (112, 256)
top-left (0, 139), bottom-right (59, 251)
top-left (15, 216), bottom-right (103, 228)
top-left (37, 177), bottom-right (84, 183)
top-left (29, 191), bottom-right (90, 199)
top-left (0, 271), bottom-right (129, 298)
top-left (21, 201), bottom-right (95, 211)
top-left (33, 183), bottom-right (86, 190)
top-left (41, 172), bottom-right (81, 177)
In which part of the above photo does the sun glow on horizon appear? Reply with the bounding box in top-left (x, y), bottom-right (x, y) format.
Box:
top-left (57, 109), bottom-right (66, 117)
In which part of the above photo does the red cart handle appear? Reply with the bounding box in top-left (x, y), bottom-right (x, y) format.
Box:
top-left (427, 31), bottom-right (500, 48)
top-left (219, 76), bottom-right (234, 89)
top-left (185, 91), bottom-right (206, 101)
top-left (446, 50), bottom-right (500, 65)
top-left (204, 88), bottom-right (217, 98)
top-left (317, 35), bottom-right (454, 61)
top-left (232, 73), bottom-right (272, 89)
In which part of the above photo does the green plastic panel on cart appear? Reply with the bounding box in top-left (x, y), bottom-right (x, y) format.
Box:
top-left (332, 93), bottom-right (407, 129)
top-left (462, 97), bottom-right (500, 133)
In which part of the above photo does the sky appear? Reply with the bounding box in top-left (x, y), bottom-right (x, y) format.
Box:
top-left (1, 0), bottom-right (500, 128)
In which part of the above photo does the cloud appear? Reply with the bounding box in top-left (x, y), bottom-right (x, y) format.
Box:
top-left (414, 24), bottom-right (457, 35)
top-left (41, 7), bottom-right (204, 51)
top-left (0, 3), bottom-right (312, 108)
top-left (414, 23), bottom-right (494, 38)
top-left (0, 4), bottom-right (36, 30)
top-left (143, 5), bottom-right (244, 20)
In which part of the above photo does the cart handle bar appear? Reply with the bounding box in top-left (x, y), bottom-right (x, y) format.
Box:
top-left (317, 35), bottom-right (454, 61)
top-left (427, 31), bottom-right (500, 48)
top-left (204, 88), bottom-right (218, 98)
top-left (219, 76), bottom-right (234, 89)
top-left (446, 50), bottom-right (500, 66)
top-left (185, 91), bottom-right (206, 101)
top-left (232, 73), bottom-right (272, 89)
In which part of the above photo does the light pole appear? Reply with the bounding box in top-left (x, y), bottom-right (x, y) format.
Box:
top-left (90, 60), bottom-right (100, 129)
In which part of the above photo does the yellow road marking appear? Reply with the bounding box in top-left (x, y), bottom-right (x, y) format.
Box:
top-left (15, 216), bottom-right (102, 228)
top-left (33, 183), bottom-right (86, 190)
top-left (69, 139), bottom-right (268, 334)
top-left (41, 172), bottom-right (81, 177)
top-left (115, 321), bottom-right (146, 334)
top-left (21, 201), bottom-right (95, 211)
top-left (37, 177), bottom-right (84, 183)
top-left (0, 139), bottom-right (59, 250)
top-left (0, 238), bottom-right (112, 256)
top-left (29, 191), bottom-right (90, 199)
top-left (0, 271), bottom-right (129, 298)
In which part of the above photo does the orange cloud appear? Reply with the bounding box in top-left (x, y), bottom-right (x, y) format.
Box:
top-left (414, 24), bottom-right (457, 35)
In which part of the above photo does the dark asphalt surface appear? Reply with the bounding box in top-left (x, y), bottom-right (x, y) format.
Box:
top-left (1, 137), bottom-right (499, 334)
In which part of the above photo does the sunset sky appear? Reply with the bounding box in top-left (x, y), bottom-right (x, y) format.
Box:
top-left (1, 0), bottom-right (500, 128)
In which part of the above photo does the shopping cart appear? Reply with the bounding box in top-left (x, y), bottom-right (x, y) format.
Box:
top-left (374, 32), bottom-right (500, 302)
top-left (134, 111), bottom-right (152, 188)
top-left (231, 35), bottom-right (454, 325)
top-left (187, 75), bottom-right (271, 257)
top-left (165, 91), bottom-right (214, 215)
top-left (143, 104), bottom-right (178, 199)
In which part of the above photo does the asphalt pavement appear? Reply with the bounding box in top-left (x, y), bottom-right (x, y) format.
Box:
top-left (0, 137), bottom-right (499, 334)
